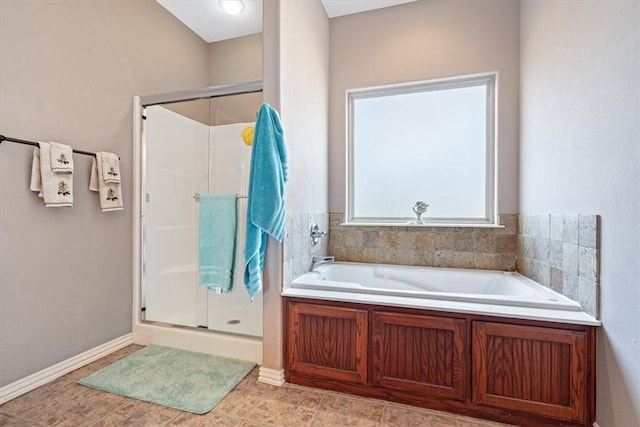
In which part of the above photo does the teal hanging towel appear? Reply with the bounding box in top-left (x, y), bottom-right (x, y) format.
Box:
top-left (198, 194), bottom-right (238, 293)
top-left (243, 103), bottom-right (288, 300)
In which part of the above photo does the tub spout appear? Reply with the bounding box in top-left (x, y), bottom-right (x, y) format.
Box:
top-left (311, 255), bottom-right (334, 271)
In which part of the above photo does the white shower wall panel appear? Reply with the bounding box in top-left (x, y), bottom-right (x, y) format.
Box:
top-left (207, 123), bottom-right (263, 337)
top-left (144, 106), bottom-right (209, 327)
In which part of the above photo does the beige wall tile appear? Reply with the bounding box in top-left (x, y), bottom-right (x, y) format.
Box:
top-left (497, 214), bottom-right (517, 235)
top-left (563, 214), bottom-right (579, 244)
top-left (538, 214), bottom-right (550, 238)
top-left (332, 246), bottom-right (346, 261)
top-left (434, 232), bottom-right (455, 251)
top-left (550, 267), bottom-right (563, 293)
top-left (578, 278), bottom-right (598, 318)
top-left (495, 253), bottom-right (517, 271)
top-left (578, 214), bottom-right (598, 248)
top-left (344, 229), bottom-right (363, 248)
top-left (415, 251), bottom-right (434, 267)
top-left (379, 249), bottom-right (398, 264)
top-left (379, 230), bottom-right (398, 249)
top-left (397, 231), bottom-right (417, 250)
top-left (415, 232), bottom-right (435, 251)
top-left (454, 233), bottom-right (474, 252)
top-left (327, 214), bottom-right (516, 272)
top-left (473, 253), bottom-right (495, 270)
top-left (548, 240), bottom-right (563, 269)
top-left (550, 214), bottom-right (564, 241)
top-left (522, 236), bottom-right (536, 259)
top-left (453, 252), bottom-right (474, 269)
top-left (396, 250), bottom-right (416, 265)
top-left (495, 235), bottom-right (517, 253)
top-left (474, 229), bottom-right (496, 252)
top-left (362, 231), bottom-right (379, 248)
top-left (536, 237), bottom-right (550, 264)
top-left (536, 262), bottom-right (551, 287)
top-left (578, 246), bottom-right (598, 282)
top-left (434, 250), bottom-right (454, 268)
top-left (563, 272), bottom-right (580, 301)
top-left (361, 248), bottom-right (380, 264)
top-left (522, 215), bottom-right (538, 237)
top-left (562, 243), bottom-right (579, 275)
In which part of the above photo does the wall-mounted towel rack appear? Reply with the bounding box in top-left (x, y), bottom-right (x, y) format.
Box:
top-left (193, 193), bottom-right (247, 202)
top-left (0, 135), bottom-right (104, 158)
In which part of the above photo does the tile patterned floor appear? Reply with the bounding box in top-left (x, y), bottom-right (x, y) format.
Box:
top-left (0, 345), bottom-right (513, 427)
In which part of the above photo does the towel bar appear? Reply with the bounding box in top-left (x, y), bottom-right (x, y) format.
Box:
top-left (193, 193), bottom-right (247, 202)
top-left (0, 134), bottom-right (119, 159)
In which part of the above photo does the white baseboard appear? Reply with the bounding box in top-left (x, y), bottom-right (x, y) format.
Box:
top-left (0, 333), bottom-right (133, 404)
top-left (593, 423), bottom-right (601, 427)
top-left (258, 366), bottom-right (285, 386)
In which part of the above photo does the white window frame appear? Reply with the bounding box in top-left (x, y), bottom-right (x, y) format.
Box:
top-left (345, 72), bottom-right (498, 227)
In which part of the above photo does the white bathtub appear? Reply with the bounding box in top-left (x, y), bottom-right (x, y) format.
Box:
top-left (284, 262), bottom-right (600, 326)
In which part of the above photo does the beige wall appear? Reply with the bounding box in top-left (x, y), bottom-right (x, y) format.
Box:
top-left (519, 1), bottom-right (640, 425)
top-left (260, 0), bottom-right (330, 371)
top-left (162, 32), bottom-right (264, 127)
top-left (258, 0), bottom-right (282, 374)
top-left (280, 1), bottom-right (330, 214)
top-left (0, 0), bottom-right (209, 386)
top-left (328, 0), bottom-right (520, 215)
top-left (208, 33), bottom-right (263, 86)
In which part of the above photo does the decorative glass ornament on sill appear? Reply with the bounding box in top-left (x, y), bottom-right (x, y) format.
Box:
top-left (411, 201), bottom-right (429, 224)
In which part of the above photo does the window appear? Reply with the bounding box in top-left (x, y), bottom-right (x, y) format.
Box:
top-left (346, 73), bottom-right (497, 226)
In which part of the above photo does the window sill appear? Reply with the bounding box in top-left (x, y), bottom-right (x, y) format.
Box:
top-left (340, 222), bottom-right (505, 229)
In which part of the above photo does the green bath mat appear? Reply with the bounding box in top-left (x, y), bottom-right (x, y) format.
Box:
top-left (78, 345), bottom-right (255, 414)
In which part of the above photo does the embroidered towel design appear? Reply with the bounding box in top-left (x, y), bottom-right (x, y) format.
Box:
top-left (99, 151), bottom-right (121, 185)
top-left (89, 151), bottom-right (123, 212)
top-left (30, 143), bottom-right (73, 207)
top-left (49, 142), bottom-right (74, 174)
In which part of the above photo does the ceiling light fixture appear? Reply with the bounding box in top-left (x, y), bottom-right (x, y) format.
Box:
top-left (219, 0), bottom-right (245, 15)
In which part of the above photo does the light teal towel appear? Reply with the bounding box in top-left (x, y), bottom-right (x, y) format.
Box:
top-left (199, 194), bottom-right (237, 293)
top-left (243, 104), bottom-right (288, 300)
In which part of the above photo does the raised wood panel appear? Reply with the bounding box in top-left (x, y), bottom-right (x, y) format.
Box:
top-left (287, 302), bottom-right (368, 384)
top-left (472, 321), bottom-right (588, 423)
top-left (284, 298), bottom-right (596, 427)
top-left (371, 311), bottom-right (467, 400)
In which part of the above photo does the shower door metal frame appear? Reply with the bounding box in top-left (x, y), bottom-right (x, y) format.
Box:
top-left (133, 80), bottom-right (263, 336)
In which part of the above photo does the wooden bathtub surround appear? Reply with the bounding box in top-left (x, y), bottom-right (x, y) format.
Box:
top-left (284, 298), bottom-right (597, 427)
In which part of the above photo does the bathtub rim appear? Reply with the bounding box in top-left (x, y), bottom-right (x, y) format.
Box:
top-left (291, 262), bottom-right (582, 312)
top-left (283, 262), bottom-right (600, 327)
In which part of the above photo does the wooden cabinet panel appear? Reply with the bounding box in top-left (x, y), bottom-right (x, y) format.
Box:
top-left (284, 298), bottom-right (596, 426)
top-left (371, 311), bottom-right (467, 400)
top-left (472, 321), bottom-right (589, 423)
top-left (286, 302), bottom-right (368, 384)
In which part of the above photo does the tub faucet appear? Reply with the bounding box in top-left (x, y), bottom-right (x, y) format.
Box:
top-left (311, 255), bottom-right (334, 271)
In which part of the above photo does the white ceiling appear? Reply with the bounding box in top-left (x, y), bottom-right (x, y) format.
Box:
top-left (321, 0), bottom-right (416, 19)
top-left (156, 0), bottom-right (263, 43)
top-left (156, 0), bottom-right (417, 43)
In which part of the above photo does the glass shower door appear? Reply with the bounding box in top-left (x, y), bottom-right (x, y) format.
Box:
top-left (141, 91), bottom-right (264, 337)
top-left (143, 103), bottom-right (209, 328)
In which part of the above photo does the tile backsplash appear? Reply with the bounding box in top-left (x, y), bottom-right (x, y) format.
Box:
top-left (283, 211), bottom-right (328, 287)
top-left (517, 214), bottom-right (599, 318)
top-left (328, 213), bottom-right (518, 271)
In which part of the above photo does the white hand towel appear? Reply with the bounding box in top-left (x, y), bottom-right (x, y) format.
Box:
top-left (38, 142), bottom-right (73, 207)
top-left (30, 148), bottom-right (43, 196)
top-left (90, 153), bottom-right (123, 212)
top-left (99, 151), bottom-right (120, 184)
top-left (49, 142), bottom-right (74, 174)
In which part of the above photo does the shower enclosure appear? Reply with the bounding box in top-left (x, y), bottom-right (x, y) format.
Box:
top-left (133, 82), bottom-right (264, 363)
